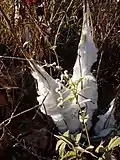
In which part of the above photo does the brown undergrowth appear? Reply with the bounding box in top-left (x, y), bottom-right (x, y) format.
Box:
top-left (0, 0), bottom-right (120, 159)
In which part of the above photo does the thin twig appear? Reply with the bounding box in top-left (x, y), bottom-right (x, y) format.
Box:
top-left (54, 0), bottom-right (74, 46)
top-left (0, 93), bottom-right (48, 130)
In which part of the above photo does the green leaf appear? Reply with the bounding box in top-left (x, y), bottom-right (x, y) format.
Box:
top-left (107, 136), bottom-right (120, 151)
top-left (98, 158), bottom-right (103, 160)
top-left (63, 130), bottom-right (69, 138)
top-left (61, 151), bottom-right (76, 160)
top-left (95, 144), bottom-right (106, 153)
top-left (75, 133), bottom-right (82, 144)
top-left (59, 142), bottom-right (66, 158)
top-left (79, 114), bottom-right (89, 123)
top-left (50, 45), bottom-right (56, 51)
top-left (83, 114), bottom-right (89, 123)
top-left (56, 140), bottom-right (64, 151)
top-left (55, 134), bottom-right (74, 149)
